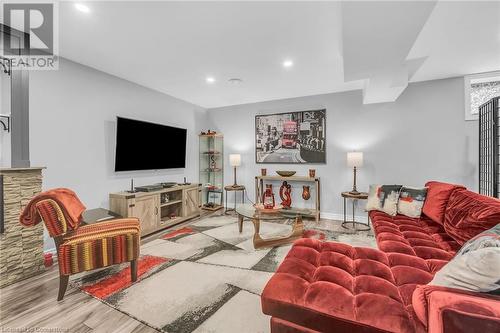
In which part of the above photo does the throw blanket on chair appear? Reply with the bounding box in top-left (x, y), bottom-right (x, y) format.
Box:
top-left (20, 188), bottom-right (86, 229)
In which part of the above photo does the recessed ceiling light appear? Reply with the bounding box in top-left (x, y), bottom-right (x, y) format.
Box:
top-left (206, 77), bottom-right (216, 84)
top-left (283, 60), bottom-right (294, 68)
top-left (75, 3), bottom-right (90, 13)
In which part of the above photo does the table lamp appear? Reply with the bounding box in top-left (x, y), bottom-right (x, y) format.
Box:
top-left (347, 152), bottom-right (363, 195)
top-left (229, 154), bottom-right (241, 187)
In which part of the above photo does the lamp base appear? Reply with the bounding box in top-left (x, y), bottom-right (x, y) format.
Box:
top-left (232, 167), bottom-right (239, 189)
top-left (349, 166), bottom-right (360, 195)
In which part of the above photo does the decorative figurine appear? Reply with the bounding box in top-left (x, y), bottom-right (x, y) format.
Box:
top-left (302, 185), bottom-right (311, 200)
top-left (263, 184), bottom-right (275, 209)
top-left (279, 181), bottom-right (292, 208)
top-left (309, 169), bottom-right (316, 178)
top-left (261, 168), bottom-right (267, 176)
top-left (200, 129), bottom-right (217, 135)
top-left (210, 155), bottom-right (217, 170)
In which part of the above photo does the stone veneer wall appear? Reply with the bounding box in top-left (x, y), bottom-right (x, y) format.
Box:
top-left (0, 168), bottom-right (45, 288)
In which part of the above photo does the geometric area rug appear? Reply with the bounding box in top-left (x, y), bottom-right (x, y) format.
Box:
top-left (71, 214), bottom-right (376, 333)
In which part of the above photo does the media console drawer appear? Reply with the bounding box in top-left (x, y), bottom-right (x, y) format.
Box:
top-left (109, 183), bottom-right (201, 237)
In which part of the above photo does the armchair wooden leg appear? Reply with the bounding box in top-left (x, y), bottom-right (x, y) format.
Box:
top-left (58, 274), bottom-right (69, 301)
top-left (131, 259), bottom-right (138, 282)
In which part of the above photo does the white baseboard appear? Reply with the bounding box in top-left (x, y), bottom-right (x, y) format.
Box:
top-left (320, 212), bottom-right (369, 223)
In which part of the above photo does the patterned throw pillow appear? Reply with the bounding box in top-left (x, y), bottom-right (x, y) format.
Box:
top-left (397, 187), bottom-right (428, 218)
top-left (430, 223), bottom-right (500, 294)
top-left (366, 184), bottom-right (402, 216)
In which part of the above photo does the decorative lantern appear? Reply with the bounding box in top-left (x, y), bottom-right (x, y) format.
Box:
top-left (262, 184), bottom-right (275, 209)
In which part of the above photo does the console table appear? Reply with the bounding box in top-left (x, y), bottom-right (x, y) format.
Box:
top-left (255, 175), bottom-right (320, 222)
top-left (109, 183), bottom-right (201, 237)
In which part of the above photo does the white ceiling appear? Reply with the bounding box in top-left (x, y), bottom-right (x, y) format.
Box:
top-left (342, 1), bottom-right (438, 103)
top-left (408, 1), bottom-right (500, 82)
top-left (5, 1), bottom-right (500, 108)
top-left (57, 1), bottom-right (363, 108)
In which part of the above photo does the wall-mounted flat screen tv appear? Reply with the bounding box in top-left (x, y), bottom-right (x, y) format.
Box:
top-left (115, 117), bottom-right (187, 171)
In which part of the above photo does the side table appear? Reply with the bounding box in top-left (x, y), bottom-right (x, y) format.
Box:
top-left (81, 208), bottom-right (122, 225)
top-left (341, 191), bottom-right (370, 231)
top-left (224, 185), bottom-right (246, 215)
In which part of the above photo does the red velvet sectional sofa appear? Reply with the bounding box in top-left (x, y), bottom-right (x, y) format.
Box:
top-left (261, 181), bottom-right (500, 333)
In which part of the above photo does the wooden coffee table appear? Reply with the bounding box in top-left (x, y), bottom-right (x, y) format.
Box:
top-left (236, 204), bottom-right (308, 249)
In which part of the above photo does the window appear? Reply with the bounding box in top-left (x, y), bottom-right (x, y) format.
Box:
top-left (464, 71), bottom-right (500, 121)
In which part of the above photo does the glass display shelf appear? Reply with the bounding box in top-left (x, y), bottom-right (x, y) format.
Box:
top-left (199, 133), bottom-right (224, 211)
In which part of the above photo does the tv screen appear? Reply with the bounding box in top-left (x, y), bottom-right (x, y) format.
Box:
top-left (115, 117), bottom-right (187, 171)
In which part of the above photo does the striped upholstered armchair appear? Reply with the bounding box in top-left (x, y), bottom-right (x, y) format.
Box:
top-left (21, 189), bottom-right (140, 301)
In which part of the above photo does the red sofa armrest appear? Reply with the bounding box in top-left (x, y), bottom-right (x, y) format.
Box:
top-left (412, 285), bottom-right (500, 333)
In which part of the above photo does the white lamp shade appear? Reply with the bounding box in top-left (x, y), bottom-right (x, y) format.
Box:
top-left (347, 152), bottom-right (363, 167)
top-left (229, 154), bottom-right (241, 167)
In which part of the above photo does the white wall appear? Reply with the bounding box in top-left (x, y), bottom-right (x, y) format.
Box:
top-left (0, 69), bottom-right (11, 167)
top-left (208, 77), bottom-right (478, 221)
top-left (30, 65), bottom-right (478, 249)
top-left (30, 58), bottom-right (207, 250)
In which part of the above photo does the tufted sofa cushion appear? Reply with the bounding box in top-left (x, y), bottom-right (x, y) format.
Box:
top-left (443, 189), bottom-right (500, 245)
top-left (262, 182), bottom-right (500, 333)
top-left (261, 238), bottom-right (440, 333)
top-left (422, 181), bottom-right (465, 225)
top-left (370, 211), bottom-right (460, 263)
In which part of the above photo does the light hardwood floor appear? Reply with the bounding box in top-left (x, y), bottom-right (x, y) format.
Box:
top-left (0, 264), bottom-right (160, 333)
top-left (0, 211), bottom-right (219, 333)
top-left (0, 210), bottom-right (357, 333)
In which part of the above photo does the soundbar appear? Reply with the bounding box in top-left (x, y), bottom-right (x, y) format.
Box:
top-left (134, 182), bottom-right (180, 192)
top-left (160, 182), bottom-right (177, 188)
top-left (135, 184), bottom-right (165, 192)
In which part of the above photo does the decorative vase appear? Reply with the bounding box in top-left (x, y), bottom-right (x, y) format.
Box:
top-left (309, 169), bottom-right (316, 178)
top-left (279, 181), bottom-right (292, 208)
top-left (263, 184), bottom-right (275, 209)
top-left (302, 185), bottom-right (311, 200)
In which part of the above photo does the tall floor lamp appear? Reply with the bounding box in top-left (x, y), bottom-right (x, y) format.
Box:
top-left (229, 154), bottom-right (241, 187)
top-left (347, 152), bottom-right (363, 195)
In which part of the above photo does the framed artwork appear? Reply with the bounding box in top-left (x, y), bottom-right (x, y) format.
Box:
top-left (255, 109), bottom-right (326, 164)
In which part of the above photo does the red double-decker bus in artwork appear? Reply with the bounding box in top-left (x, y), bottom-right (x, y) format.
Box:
top-left (282, 121), bottom-right (298, 148)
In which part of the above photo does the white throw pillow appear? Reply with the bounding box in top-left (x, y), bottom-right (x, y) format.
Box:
top-left (397, 187), bottom-right (428, 218)
top-left (430, 224), bottom-right (500, 294)
top-left (366, 184), bottom-right (402, 216)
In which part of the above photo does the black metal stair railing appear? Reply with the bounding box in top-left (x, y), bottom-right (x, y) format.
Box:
top-left (479, 96), bottom-right (499, 198)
